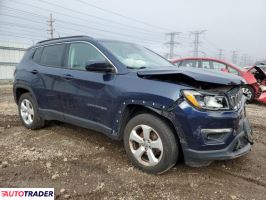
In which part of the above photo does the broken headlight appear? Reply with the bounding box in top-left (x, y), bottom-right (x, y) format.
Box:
top-left (182, 90), bottom-right (230, 110)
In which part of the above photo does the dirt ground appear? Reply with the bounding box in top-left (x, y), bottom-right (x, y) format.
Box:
top-left (0, 84), bottom-right (266, 200)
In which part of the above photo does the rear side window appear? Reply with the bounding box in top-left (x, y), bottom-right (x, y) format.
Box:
top-left (32, 47), bottom-right (43, 63)
top-left (40, 44), bottom-right (65, 67)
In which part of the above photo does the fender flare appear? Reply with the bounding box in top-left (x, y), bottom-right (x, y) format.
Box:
top-left (111, 99), bottom-right (186, 142)
top-left (14, 83), bottom-right (39, 107)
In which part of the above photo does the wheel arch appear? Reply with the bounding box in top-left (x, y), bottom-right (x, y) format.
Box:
top-left (115, 103), bottom-right (181, 144)
top-left (14, 84), bottom-right (38, 106)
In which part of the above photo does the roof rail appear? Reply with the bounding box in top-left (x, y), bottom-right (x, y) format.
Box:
top-left (37, 35), bottom-right (90, 44)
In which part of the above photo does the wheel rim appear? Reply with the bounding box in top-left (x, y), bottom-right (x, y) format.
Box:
top-left (242, 87), bottom-right (252, 100)
top-left (20, 99), bottom-right (34, 125)
top-left (129, 124), bottom-right (163, 167)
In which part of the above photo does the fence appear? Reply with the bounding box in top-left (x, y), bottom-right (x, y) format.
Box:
top-left (0, 44), bottom-right (28, 81)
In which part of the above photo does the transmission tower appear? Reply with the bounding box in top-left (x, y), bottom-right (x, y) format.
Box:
top-left (240, 54), bottom-right (248, 67)
top-left (190, 30), bottom-right (206, 57)
top-left (47, 13), bottom-right (55, 39)
top-left (217, 49), bottom-right (224, 60)
top-left (232, 51), bottom-right (238, 64)
top-left (165, 32), bottom-right (181, 59)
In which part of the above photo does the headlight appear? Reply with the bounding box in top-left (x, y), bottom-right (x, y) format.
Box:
top-left (182, 90), bottom-right (230, 110)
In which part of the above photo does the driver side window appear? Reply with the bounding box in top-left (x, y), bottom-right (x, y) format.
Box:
top-left (67, 43), bottom-right (106, 70)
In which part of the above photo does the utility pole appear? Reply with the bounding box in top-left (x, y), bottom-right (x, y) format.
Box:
top-left (217, 49), bottom-right (224, 60)
top-left (232, 51), bottom-right (238, 64)
top-left (165, 32), bottom-right (181, 59)
top-left (190, 30), bottom-right (206, 57)
top-left (47, 13), bottom-right (55, 39)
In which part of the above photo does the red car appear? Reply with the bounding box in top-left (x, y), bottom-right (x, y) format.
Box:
top-left (172, 57), bottom-right (266, 103)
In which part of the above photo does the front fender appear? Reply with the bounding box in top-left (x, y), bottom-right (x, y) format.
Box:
top-left (111, 99), bottom-right (186, 143)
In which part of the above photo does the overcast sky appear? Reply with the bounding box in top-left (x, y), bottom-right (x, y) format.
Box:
top-left (0, 0), bottom-right (265, 64)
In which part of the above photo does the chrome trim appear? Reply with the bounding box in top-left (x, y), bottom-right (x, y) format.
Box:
top-left (32, 41), bottom-right (118, 73)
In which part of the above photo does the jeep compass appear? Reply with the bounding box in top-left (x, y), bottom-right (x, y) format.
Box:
top-left (13, 36), bottom-right (253, 174)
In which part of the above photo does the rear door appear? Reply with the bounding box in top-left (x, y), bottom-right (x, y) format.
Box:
top-left (60, 42), bottom-right (117, 133)
top-left (30, 43), bottom-right (66, 120)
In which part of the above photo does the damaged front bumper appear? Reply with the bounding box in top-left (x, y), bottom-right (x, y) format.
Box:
top-left (172, 98), bottom-right (253, 167)
top-left (182, 118), bottom-right (252, 167)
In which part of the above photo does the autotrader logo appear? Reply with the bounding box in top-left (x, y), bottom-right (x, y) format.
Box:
top-left (0, 188), bottom-right (54, 199)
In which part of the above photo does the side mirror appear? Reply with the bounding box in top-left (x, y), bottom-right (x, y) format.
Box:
top-left (221, 68), bottom-right (229, 73)
top-left (85, 61), bottom-right (114, 73)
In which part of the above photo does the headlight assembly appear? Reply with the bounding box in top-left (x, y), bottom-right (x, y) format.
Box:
top-left (182, 90), bottom-right (230, 111)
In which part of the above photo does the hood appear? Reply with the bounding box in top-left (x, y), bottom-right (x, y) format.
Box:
top-left (137, 66), bottom-right (245, 85)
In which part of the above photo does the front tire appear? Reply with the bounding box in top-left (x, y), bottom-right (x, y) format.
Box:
top-left (123, 113), bottom-right (179, 174)
top-left (18, 93), bottom-right (45, 129)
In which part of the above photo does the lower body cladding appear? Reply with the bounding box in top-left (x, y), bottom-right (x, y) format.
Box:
top-left (172, 101), bottom-right (253, 167)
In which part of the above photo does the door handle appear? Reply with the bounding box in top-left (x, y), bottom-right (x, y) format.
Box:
top-left (31, 69), bottom-right (38, 74)
top-left (62, 74), bottom-right (74, 80)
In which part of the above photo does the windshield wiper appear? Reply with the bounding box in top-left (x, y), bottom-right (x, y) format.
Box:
top-left (127, 66), bottom-right (147, 70)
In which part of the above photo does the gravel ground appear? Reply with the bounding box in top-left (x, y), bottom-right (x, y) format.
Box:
top-left (0, 84), bottom-right (266, 200)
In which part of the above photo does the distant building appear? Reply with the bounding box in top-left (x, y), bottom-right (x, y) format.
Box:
top-left (0, 43), bottom-right (28, 80)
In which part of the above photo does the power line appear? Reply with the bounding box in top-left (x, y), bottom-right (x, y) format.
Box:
top-left (0, 21), bottom-right (45, 32)
top-left (0, 17), bottom-right (162, 46)
top-left (0, 26), bottom-right (46, 38)
top-left (1, 32), bottom-right (44, 41)
top-left (0, 13), bottom-right (163, 44)
top-left (76, 0), bottom-right (171, 31)
top-left (1, 30), bottom-right (45, 40)
top-left (190, 30), bottom-right (206, 57)
top-left (2, 4), bottom-right (163, 38)
top-left (12, 0), bottom-right (164, 35)
top-left (47, 13), bottom-right (55, 39)
top-left (165, 32), bottom-right (181, 59)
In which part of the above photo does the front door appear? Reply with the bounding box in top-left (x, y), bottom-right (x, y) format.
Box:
top-left (60, 42), bottom-right (117, 133)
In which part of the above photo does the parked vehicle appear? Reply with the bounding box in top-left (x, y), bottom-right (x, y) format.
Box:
top-left (14, 36), bottom-right (253, 174)
top-left (172, 57), bottom-right (266, 103)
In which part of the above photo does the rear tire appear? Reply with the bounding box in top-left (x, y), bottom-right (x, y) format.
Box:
top-left (18, 93), bottom-right (45, 129)
top-left (123, 113), bottom-right (179, 174)
top-left (242, 85), bottom-right (255, 103)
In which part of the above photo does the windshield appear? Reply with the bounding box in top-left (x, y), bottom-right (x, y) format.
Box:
top-left (100, 41), bottom-right (173, 69)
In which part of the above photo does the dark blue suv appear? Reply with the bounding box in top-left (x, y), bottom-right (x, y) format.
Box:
top-left (13, 36), bottom-right (253, 174)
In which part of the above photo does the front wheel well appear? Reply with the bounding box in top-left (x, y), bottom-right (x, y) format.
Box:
top-left (118, 104), bottom-right (179, 142)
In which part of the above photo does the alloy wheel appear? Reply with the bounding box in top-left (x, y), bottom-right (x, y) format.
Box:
top-left (20, 99), bottom-right (34, 125)
top-left (129, 124), bottom-right (163, 166)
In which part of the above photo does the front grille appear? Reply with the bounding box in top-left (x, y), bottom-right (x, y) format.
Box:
top-left (227, 87), bottom-right (243, 110)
